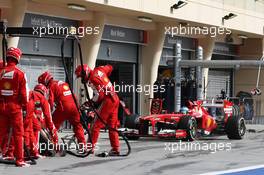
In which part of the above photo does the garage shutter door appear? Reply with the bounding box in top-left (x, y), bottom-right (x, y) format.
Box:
top-left (19, 55), bottom-right (65, 90)
top-left (207, 70), bottom-right (231, 99)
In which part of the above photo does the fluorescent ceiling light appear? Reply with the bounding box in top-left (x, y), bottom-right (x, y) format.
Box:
top-left (67, 4), bottom-right (86, 11)
top-left (238, 34), bottom-right (248, 39)
top-left (138, 16), bottom-right (153, 23)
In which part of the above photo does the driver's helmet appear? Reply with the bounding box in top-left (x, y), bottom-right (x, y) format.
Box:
top-left (180, 106), bottom-right (189, 114)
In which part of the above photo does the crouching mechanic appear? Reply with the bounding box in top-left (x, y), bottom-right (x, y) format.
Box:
top-left (75, 64), bottom-right (120, 156)
top-left (31, 84), bottom-right (58, 155)
top-left (38, 72), bottom-right (86, 149)
top-left (0, 47), bottom-right (30, 167)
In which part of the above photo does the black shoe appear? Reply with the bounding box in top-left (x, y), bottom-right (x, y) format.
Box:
top-left (108, 150), bottom-right (120, 156)
top-left (96, 149), bottom-right (120, 157)
top-left (96, 151), bottom-right (109, 157)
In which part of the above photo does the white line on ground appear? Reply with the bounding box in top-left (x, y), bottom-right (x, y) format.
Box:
top-left (198, 164), bottom-right (264, 175)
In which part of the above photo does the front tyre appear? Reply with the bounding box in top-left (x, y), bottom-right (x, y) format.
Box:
top-left (178, 116), bottom-right (198, 141)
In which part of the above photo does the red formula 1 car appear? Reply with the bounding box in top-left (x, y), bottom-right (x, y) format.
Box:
top-left (121, 98), bottom-right (246, 141)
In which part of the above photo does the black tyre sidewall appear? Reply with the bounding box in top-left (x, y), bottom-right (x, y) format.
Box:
top-left (178, 116), bottom-right (198, 141)
top-left (226, 105), bottom-right (246, 139)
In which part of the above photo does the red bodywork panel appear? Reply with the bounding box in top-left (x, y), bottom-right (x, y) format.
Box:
top-left (158, 129), bottom-right (187, 139)
top-left (139, 113), bottom-right (182, 136)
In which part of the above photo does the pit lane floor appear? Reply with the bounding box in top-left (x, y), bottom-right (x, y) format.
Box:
top-left (1, 125), bottom-right (264, 175)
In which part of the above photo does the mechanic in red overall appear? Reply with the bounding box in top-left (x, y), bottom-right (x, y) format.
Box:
top-left (32, 84), bottom-right (58, 151)
top-left (75, 64), bottom-right (120, 155)
top-left (23, 90), bottom-right (39, 158)
top-left (0, 47), bottom-right (30, 167)
top-left (38, 72), bottom-right (86, 148)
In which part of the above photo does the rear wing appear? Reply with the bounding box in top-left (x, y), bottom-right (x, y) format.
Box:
top-left (189, 99), bottom-right (233, 108)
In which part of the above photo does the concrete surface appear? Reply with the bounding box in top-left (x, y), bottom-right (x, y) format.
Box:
top-left (1, 125), bottom-right (264, 175)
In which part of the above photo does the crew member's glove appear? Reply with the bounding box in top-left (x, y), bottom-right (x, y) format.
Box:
top-left (50, 128), bottom-right (58, 144)
top-left (81, 101), bottom-right (93, 110)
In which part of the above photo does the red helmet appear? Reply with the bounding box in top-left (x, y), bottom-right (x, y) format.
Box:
top-left (34, 83), bottom-right (48, 96)
top-left (75, 64), bottom-right (92, 82)
top-left (38, 71), bottom-right (53, 86)
top-left (6, 47), bottom-right (22, 63)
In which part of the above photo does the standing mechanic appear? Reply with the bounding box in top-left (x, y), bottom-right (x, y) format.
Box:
top-left (0, 47), bottom-right (29, 167)
top-left (75, 64), bottom-right (120, 156)
top-left (38, 72), bottom-right (86, 148)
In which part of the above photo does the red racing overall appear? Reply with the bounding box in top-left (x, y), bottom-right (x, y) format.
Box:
top-left (48, 80), bottom-right (85, 145)
top-left (0, 60), bottom-right (28, 164)
top-left (88, 65), bottom-right (120, 152)
top-left (23, 91), bottom-right (38, 157)
top-left (32, 90), bottom-right (57, 147)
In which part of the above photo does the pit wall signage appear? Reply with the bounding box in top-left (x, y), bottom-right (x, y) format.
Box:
top-left (102, 25), bottom-right (147, 44)
top-left (23, 13), bottom-right (78, 28)
top-left (163, 35), bottom-right (195, 50)
top-left (163, 35), bottom-right (238, 56)
top-left (18, 13), bottom-right (77, 57)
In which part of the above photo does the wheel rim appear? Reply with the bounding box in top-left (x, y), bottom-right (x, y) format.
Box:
top-left (189, 118), bottom-right (197, 139)
top-left (239, 118), bottom-right (246, 136)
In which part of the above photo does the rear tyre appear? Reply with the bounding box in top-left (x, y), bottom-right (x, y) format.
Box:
top-left (178, 116), bottom-right (198, 141)
top-left (124, 114), bottom-right (141, 129)
top-left (123, 114), bottom-right (141, 140)
top-left (232, 105), bottom-right (240, 117)
top-left (226, 105), bottom-right (246, 140)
